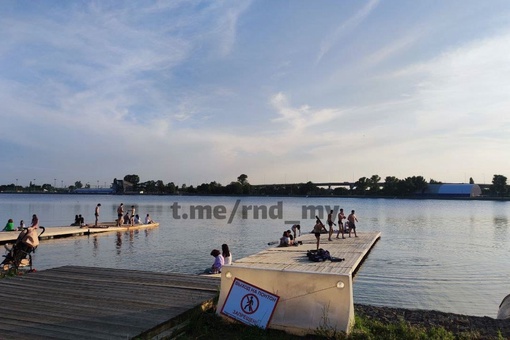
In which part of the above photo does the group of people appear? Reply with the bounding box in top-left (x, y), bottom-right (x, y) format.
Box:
top-left (209, 243), bottom-right (232, 274)
top-left (326, 209), bottom-right (359, 241)
top-left (71, 214), bottom-right (86, 227)
top-left (116, 203), bottom-right (154, 227)
top-left (2, 215), bottom-right (38, 232)
top-left (313, 209), bottom-right (359, 249)
top-left (279, 224), bottom-right (301, 247)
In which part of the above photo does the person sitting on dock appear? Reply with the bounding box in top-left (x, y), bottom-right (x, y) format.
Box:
top-left (209, 249), bottom-right (224, 274)
top-left (279, 231), bottom-right (290, 247)
top-left (144, 214), bottom-right (154, 224)
top-left (123, 212), bottom-right (130, 225)
top-left (133, 214), bottom-right (141, 224)
top-left (71, 215), bottom-right (80, 226)
top-left (287, 229), bottom-right (295, 245)
top-left (3, 219), bottom-right (15, 231)
top-left (313, 217), bottom-right (327, 250)
top-left (222, 244), bottom-right (232, 265)
top-left (18, 220), bottom-right (25, 231)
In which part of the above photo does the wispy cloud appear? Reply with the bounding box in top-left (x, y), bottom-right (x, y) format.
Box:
top-left (316, 0), bottom-right (380, 64)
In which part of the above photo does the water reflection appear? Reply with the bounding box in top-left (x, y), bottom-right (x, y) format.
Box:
top-left (2, 194), bottom-right (510, 318)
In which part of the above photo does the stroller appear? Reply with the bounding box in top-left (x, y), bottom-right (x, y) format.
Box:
top-left (2, 226), bottom-right (45, 271)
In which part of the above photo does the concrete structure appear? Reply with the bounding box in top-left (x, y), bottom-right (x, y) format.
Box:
top-left (217, 232), bottom-right (381, 336)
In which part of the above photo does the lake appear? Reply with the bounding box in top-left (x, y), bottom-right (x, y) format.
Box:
top-left (0, 194), bottom-right (508, 318)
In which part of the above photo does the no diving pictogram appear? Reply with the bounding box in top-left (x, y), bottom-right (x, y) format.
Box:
top-left (240, 294), bottom-right (259, 314)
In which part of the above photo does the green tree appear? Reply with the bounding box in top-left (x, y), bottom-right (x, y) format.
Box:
top-left (369, 175), bottom-right (381, 194)
top-left (75, 181), bottom-right (83, 189)
top-left (156, 180), bottom-right (165, 193)
top-left (225, 181), bottom-right (243, 194)
top-left (383, 176), bottom-right (400, 196)
top-left (354, 177), bottom-right (369, 195)
top-left (469, 177), bottom-right (475, 184)
top-left (237, 174), bottom-right (248, 185)
top-left (491, 174), bottom-right (508, 197)
top-left (124, 174), bottom-right (140, 190)
top-left (166, 182), bottom-right (176, 194)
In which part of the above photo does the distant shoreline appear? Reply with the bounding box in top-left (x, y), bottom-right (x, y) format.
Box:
top-left (1, 191), bottom-right (509, 201)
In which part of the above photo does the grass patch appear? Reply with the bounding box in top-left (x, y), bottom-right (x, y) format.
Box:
top-left (174, 308), bottom-right (490, 340)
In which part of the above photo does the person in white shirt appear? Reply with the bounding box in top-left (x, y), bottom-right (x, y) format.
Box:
top-left (144, 214), bottom-right (154, 224)
top-left (222, 244), bottom-right (232, 265)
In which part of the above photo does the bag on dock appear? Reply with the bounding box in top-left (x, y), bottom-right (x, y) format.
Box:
top-left (307, 249), bottom-right (345, 262)
top-left (307, 249), bottom-right (331, 262)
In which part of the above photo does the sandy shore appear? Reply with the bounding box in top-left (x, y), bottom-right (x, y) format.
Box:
top-left (355, 304), bottom-right (510, 339)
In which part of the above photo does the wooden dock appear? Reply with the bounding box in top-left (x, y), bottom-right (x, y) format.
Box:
top-left (216, 231), bottom-right (381, 335)
top-left (236, 231), bottom-right (381, 276)
top-left (0, 266), bottom-right (220, 339)
top-left (0, 223), bottom-right (160, 245)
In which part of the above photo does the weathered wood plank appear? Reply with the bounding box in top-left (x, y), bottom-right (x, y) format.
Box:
top-left (0, 266), bottom-right (219, 339)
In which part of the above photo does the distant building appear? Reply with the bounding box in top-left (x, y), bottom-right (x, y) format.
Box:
top-left (420, 184), bottom-right (482, 198)
top-left (73, 188), bottom-right (115, 194)
top-left (112, 178), bottom-right (134, 194)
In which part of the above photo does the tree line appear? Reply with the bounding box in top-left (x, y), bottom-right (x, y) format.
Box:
top-left (1, 174), bottom-right (508, 198)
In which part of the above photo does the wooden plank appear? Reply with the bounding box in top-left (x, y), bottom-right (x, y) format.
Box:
top-left (0, 266), bottom-right (219, 339)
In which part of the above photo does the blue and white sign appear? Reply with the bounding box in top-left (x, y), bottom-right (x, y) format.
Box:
top-left (221, 278), bottom-right (279, 329)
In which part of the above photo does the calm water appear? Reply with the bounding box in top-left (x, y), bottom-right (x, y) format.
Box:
top-left (1, 194), bottom-right (509, 317)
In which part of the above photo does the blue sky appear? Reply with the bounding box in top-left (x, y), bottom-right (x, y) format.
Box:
top-left (1, 0), bottom-right (509, 188)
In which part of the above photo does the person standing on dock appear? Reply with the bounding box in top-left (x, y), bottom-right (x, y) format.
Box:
top-left (117, 203), bottom-right (124, 226)
top-left (313, 216), bottom-right (327, 250)
top-left (94, 203), bottom-right (101, 227)
top-left (347, 210), bottom-right (358, 237)
top-left (336, 208), bottom-right (346, 239)
top-left (327, 210), bottom-right (334, 241)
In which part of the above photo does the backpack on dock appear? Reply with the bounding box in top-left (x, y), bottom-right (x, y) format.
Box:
top-left (307, 249), bottom-right (344, 262)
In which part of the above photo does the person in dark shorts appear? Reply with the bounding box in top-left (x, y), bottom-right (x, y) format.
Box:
top-left (327, 209), bottom-right (335, 241)
top-left (313, 217), bottom-right (327, 250)
top-left (117, 203), bottom-right (124, 226)
top-left (347, 210), bottom-right (358, 237)
top-left (94, 203), bottom-right (101, 227)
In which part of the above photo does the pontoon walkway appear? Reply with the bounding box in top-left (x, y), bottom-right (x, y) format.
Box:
top-left (0, 222), bottom-right (160, 245)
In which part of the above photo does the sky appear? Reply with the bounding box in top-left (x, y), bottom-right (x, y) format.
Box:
top-left (1, 0), bottom-right (510, 188)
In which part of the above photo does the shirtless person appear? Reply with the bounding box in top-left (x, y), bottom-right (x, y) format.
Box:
top-left (327, 210), bottom-right (334, 241)
top-left (313, 216), bottom-right (327, 250)
top-left (347, 210), bottom-right (359, 237)
top-left (336, 208), bottom-right (346, 239)
top-left (94, 203), bottom-right (101, 227)
top-left (117, 203), bottom-right (124, 226)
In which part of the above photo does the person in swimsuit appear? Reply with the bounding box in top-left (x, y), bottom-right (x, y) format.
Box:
top-left (313, 216), bottom-right (327, 250)
top-left (117, 203), bottom-right (124, 226)
top-left (327, 210), bottom-right (334, 241)
top-left (94, 203), bottom-right (101, 227)
top-left (336, 208), bottom-right (346, 239)
top-left (347, 210), bottom-right (359, 237)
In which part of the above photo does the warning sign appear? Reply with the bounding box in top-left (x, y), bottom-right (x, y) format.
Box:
top-left (221, 278), bottom-right (279, 329)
